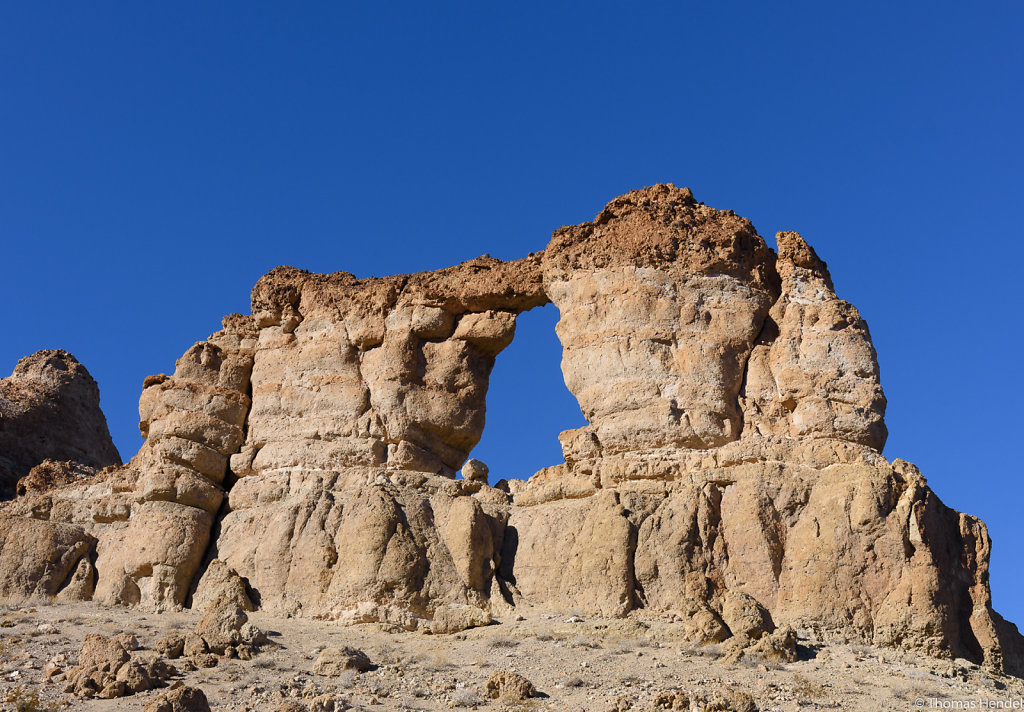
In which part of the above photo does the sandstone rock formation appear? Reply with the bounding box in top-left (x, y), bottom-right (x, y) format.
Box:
top-left (0, 349), bottom-right (120, 498)
top-left (0, 184), bottom-right (1020, 677)
top-left (0, 516), bottom-right (96, 601)
top-left (211, 259), bottom-right (541, 622)
top-left (0, 315), bottom-right (257, 608)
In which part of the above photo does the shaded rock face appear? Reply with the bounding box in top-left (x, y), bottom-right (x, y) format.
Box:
top-left (0, 349), bottom-right (121, 498)
top-left (0, 184), bottom-right (1019, 676)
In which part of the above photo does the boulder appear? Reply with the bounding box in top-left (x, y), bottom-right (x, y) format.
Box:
top-left (156, 634), bottom-right (185, 659)
top-left (194, 594), bottom-right (265, 654)
top-left (461, 458), bottom-right (489, 482)
top-left (312, 646), bottom-right (372, 675)
top-left (77, 633), bottom-right (130, 671)
top-left (64, 634), bottom-right (174, 699)
top-left (191, 558), bottom-right (254, 612)
top-left (485, 670), bottom-right (537, 700)
top-left (143, 686), bottom-right (212, 712)
top-left (747, 625), bottom-right (799, 663)
top-left (720, 591), bottom-right (774, 640)
top-left (430, 602), bottom-right (492, 634)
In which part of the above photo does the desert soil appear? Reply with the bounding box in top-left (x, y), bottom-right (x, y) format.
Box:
top-left (1, 602), bottom-right (1020, 711)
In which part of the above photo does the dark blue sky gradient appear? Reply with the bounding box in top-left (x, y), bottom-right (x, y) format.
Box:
top-left (1, 3), bottom-right (1021, 624)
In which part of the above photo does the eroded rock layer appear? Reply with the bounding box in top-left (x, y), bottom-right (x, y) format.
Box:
top-left (1, 316), bottom-right (257, 608)
top-left (1, 184), bottom-right (1019, 676)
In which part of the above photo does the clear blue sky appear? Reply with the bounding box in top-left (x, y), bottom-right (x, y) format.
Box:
top-left (2, 3), bottom-right (1021, 625)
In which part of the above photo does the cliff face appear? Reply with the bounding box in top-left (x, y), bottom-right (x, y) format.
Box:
top-left (1, 185), bottom-right (1020, 675)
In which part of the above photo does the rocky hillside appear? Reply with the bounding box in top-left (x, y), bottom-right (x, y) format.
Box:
top-left (1, 184), bottom-right (1020, 678)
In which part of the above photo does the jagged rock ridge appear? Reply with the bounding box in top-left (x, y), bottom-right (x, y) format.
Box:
top-left (0, 184), bottom-right (1020, 676)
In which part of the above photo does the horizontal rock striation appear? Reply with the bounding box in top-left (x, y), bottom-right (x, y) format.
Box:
top-left (0, 184), bottom-right (1019, 676)
top-left (1, 316), bottom-right (257, 608)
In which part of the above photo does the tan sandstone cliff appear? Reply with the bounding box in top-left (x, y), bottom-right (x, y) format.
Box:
top-left (1, 184), bottom-right (1020, 676)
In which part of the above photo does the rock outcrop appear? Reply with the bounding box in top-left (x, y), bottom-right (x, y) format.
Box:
top-left (543, 185), bottom-right (778, 455)
top-left (211, 258), bottom-right (541, 622)
top-left (0, 315), bottom-right (257, 607)
top-left (0, 515), bottom-right (96, 601)
top-left (0, 349), bottom-right (121, 498)
top-left (193, 594), bottom-right (267, 656)
top-left (0, 184), bottom-right (1020, 677)
top-left (63, 633), bottom-right (176, 699)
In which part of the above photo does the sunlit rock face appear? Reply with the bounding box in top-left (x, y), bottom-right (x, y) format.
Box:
top-left (1, 184), bottom-right (1020, 675)
top-left (242, 259), bottom-right (546, 480)
top-left (741, 230), bottom-right (887, 450)
top-left (212, 257), bottom-right (546, 619)
top-left (542, 184), bottom-right (779, 456)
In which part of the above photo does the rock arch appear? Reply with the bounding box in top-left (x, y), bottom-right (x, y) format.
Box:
top-left (1, 184), bottom-right (1020, 674)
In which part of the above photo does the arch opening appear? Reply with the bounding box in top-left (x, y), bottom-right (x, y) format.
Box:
top-left (468, 302), bottom-right (586, 485)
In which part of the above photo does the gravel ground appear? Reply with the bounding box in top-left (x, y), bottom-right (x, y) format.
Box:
top-left (1, 601), bottom-right (1021, 711)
